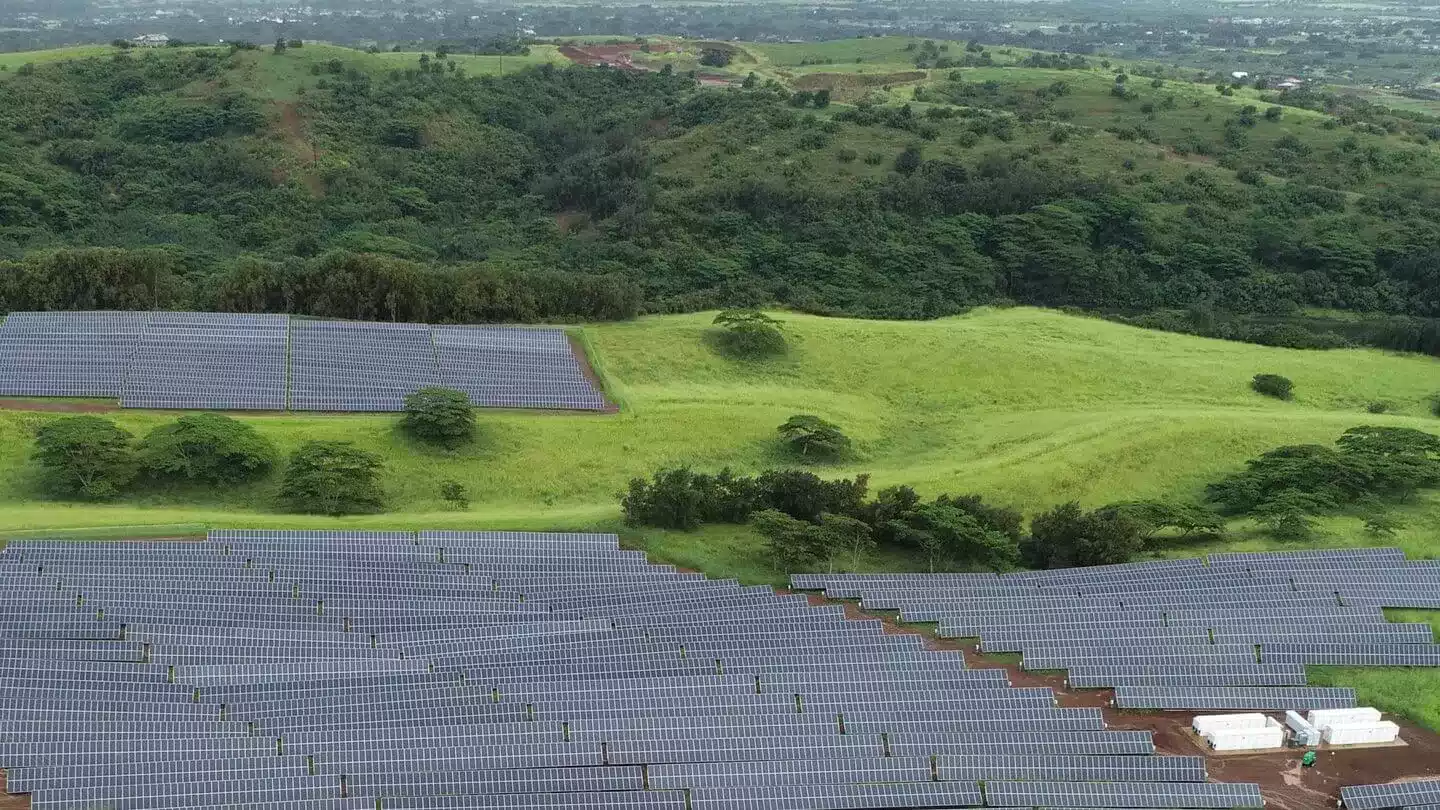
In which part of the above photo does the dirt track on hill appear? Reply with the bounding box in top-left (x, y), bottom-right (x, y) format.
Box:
top-left (803, 594), bottom-right (1440, 810)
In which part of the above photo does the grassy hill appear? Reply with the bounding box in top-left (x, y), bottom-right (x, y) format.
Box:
top-left (1, 307), bottom-right (1435, 551)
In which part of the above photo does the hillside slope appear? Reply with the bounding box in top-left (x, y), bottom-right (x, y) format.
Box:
top-left (0, 308), bottom-right (1435, 549)
top-left (3, 40), bottom-right (1440, 329)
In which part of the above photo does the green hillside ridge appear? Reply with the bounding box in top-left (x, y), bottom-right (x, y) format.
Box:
top-left (2, 38), bottom-right (1438, 329)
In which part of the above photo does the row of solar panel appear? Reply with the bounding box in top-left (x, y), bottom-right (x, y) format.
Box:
top-left (2, 534), bottom-right (1273, 810)
top-left (0, 312), bottom-right (606, 411)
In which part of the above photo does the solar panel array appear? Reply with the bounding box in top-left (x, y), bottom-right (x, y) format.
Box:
top-left (122, 313), bottom-right (289, 410)
top-left (793, 547), bottom-right (1440, 712)
top-left (434, 326), bottom-right (607, 411)
top-left (1341, 779), bottom-right (1440, 810)
top-left (0, 311), bottom-right (150, 397)
top-left (0, 530), bottom-right (1264, 810)
top-left (0, 312), bottom-right (608, 412)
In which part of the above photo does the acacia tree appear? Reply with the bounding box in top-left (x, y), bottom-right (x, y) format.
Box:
top-left (711, 310), bottom-right (786, 359)
top-left (777, 415), bottom-right (850, 460)
top-left (32, 416), bottom-right (137, 501)
top-left (137, 413), bottom-right (276, 485)
top-left (278, 441), bottom-right (385, 515)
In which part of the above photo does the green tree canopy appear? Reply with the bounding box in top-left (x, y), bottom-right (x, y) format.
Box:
top-left (32, 416), bottom-right (137, 501)
top-left (137, 413), bottom-right (277, 485)
top-left (278, 441), bottom-right (386, 515)
top-left (401, 387), bottom-right (476, 448)
top-left (1023, 501), bottom-right (1143, 568)
top-left (777, 414), bottom-right (851, 460)
top-left (710, 310), bottom-right (786, 359)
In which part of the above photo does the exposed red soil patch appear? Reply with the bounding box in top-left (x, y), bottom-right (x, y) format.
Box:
top-left (0, 398), bottom-right (117, 413)
top-left (0, 771), bottom-right (30, 809)
top-left (272, 101), bottom-right (325, 197)
top-left (558, 45), bottom-right (639, 70)
top-left (796, 593), bottom-right (1440, 810)
top-left (565, 332), bottom-right (620, 414)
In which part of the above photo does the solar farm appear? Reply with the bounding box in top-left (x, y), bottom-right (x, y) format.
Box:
top-left (793, 548), bottom-right (1440, 711)
top-left (1, 535), bottom-right (1437, 810)
top-left (0, 311), bottom-right (608, 412)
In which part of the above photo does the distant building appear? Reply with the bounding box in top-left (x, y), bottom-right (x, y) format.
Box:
top-left (131, 34), bottom-right (170, 47)
top-left (1231, 70), bottom-right (1250, 79)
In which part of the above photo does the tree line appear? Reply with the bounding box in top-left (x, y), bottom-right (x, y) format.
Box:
top-left (29, 387), bottom-right (482, 514)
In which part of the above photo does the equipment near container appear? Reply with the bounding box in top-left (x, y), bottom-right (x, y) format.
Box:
top-left (1286, 710), bottom-right (1322, 747)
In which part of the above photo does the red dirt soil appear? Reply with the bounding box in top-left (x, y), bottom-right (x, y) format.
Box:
top-left (558, 45), bottom-right (639, 69)
top-left (0, 399), bottom-right (117, 413)
top-left (0, 772), bottom-right (28, 810)
top-left (800, 594), bottom-right (1440, 810)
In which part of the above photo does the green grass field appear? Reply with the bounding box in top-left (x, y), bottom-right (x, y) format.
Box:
top-left (0, 44), bottom-right (115, 75)
top-left (2, 307), bottom-right (1436, 543)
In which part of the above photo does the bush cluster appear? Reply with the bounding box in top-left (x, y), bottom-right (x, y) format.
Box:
top-left (621, 466), bottom-right (1188, 573)
top-left (32, 414), bottom-right (276, 501)
top-left (1206, 425), bottom-right (1440, 540)
top-left (31, 414), bottom-right (388, 515)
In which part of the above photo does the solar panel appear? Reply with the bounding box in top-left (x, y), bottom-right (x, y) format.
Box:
top-left (1341, 779), bottom-right (1440, 810)
top-left (1112, 686), bottom-right (1356, 710)
top-left (432, 326), bottom-right (607, 411)
top-left (984, 780), bottom-right (1264, 808)
top-left (288, 319), bottom-right (441, 412)
top-left (122, 312), bottom-right (288, 410)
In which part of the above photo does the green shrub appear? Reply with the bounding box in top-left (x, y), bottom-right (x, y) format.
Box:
top-left (1366, 401), bottom-right (1392, 414)
top-left (1251, 373), bottom-right (1294, 400)
top-left (401, 387), bottom-right (476, 448)
top-left (439, 479), bottom-right (469, 510)
top-left (137, 414), bottom-right (276, 485)
top-left (278, 441), bottom-right (385, 515)
top-left (32, 416), bottom-right (137, 501)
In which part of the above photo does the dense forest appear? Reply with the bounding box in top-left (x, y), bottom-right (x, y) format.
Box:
top-left (1, 45), bottom-right (1439, 348)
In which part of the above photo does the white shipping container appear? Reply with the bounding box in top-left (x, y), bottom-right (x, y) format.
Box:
top-left (1323, 721), bottom-right (1399, 746)
top-left (1193, 713), bottom-right (1268, 735)
top-left (1307, 707), bottom-right (1382, 728)
top-left (1208, 726), bottom-right (1286, 751)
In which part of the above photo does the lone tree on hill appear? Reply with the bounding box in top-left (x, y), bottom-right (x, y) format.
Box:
top-left (711, 310), bottom-right (787, 359)
top-left (402, 387), bottom-right (476, 448)
top-left (699, 47), bottom-right (732, 67)
top-left (278, 441), bottom-right (385, 515)
top-left (137, 413), bottom-right (277, 485)
top-left (1251, 373), bottom-right (1294, 400)
top-left (32, 416), bottom-right (137, 501)
top-left (777, 414), bottom-right (851, 460)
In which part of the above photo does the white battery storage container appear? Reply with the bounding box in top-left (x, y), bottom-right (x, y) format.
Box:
top-left (1207, 724), bottom-right (1286, 751)
top-left (1193, 713), bottom-right (1268, 736)
top-left (1323, 721), bottom-right (1400, 746)
top-left (1307, 707), bottom-right (1382, 728)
